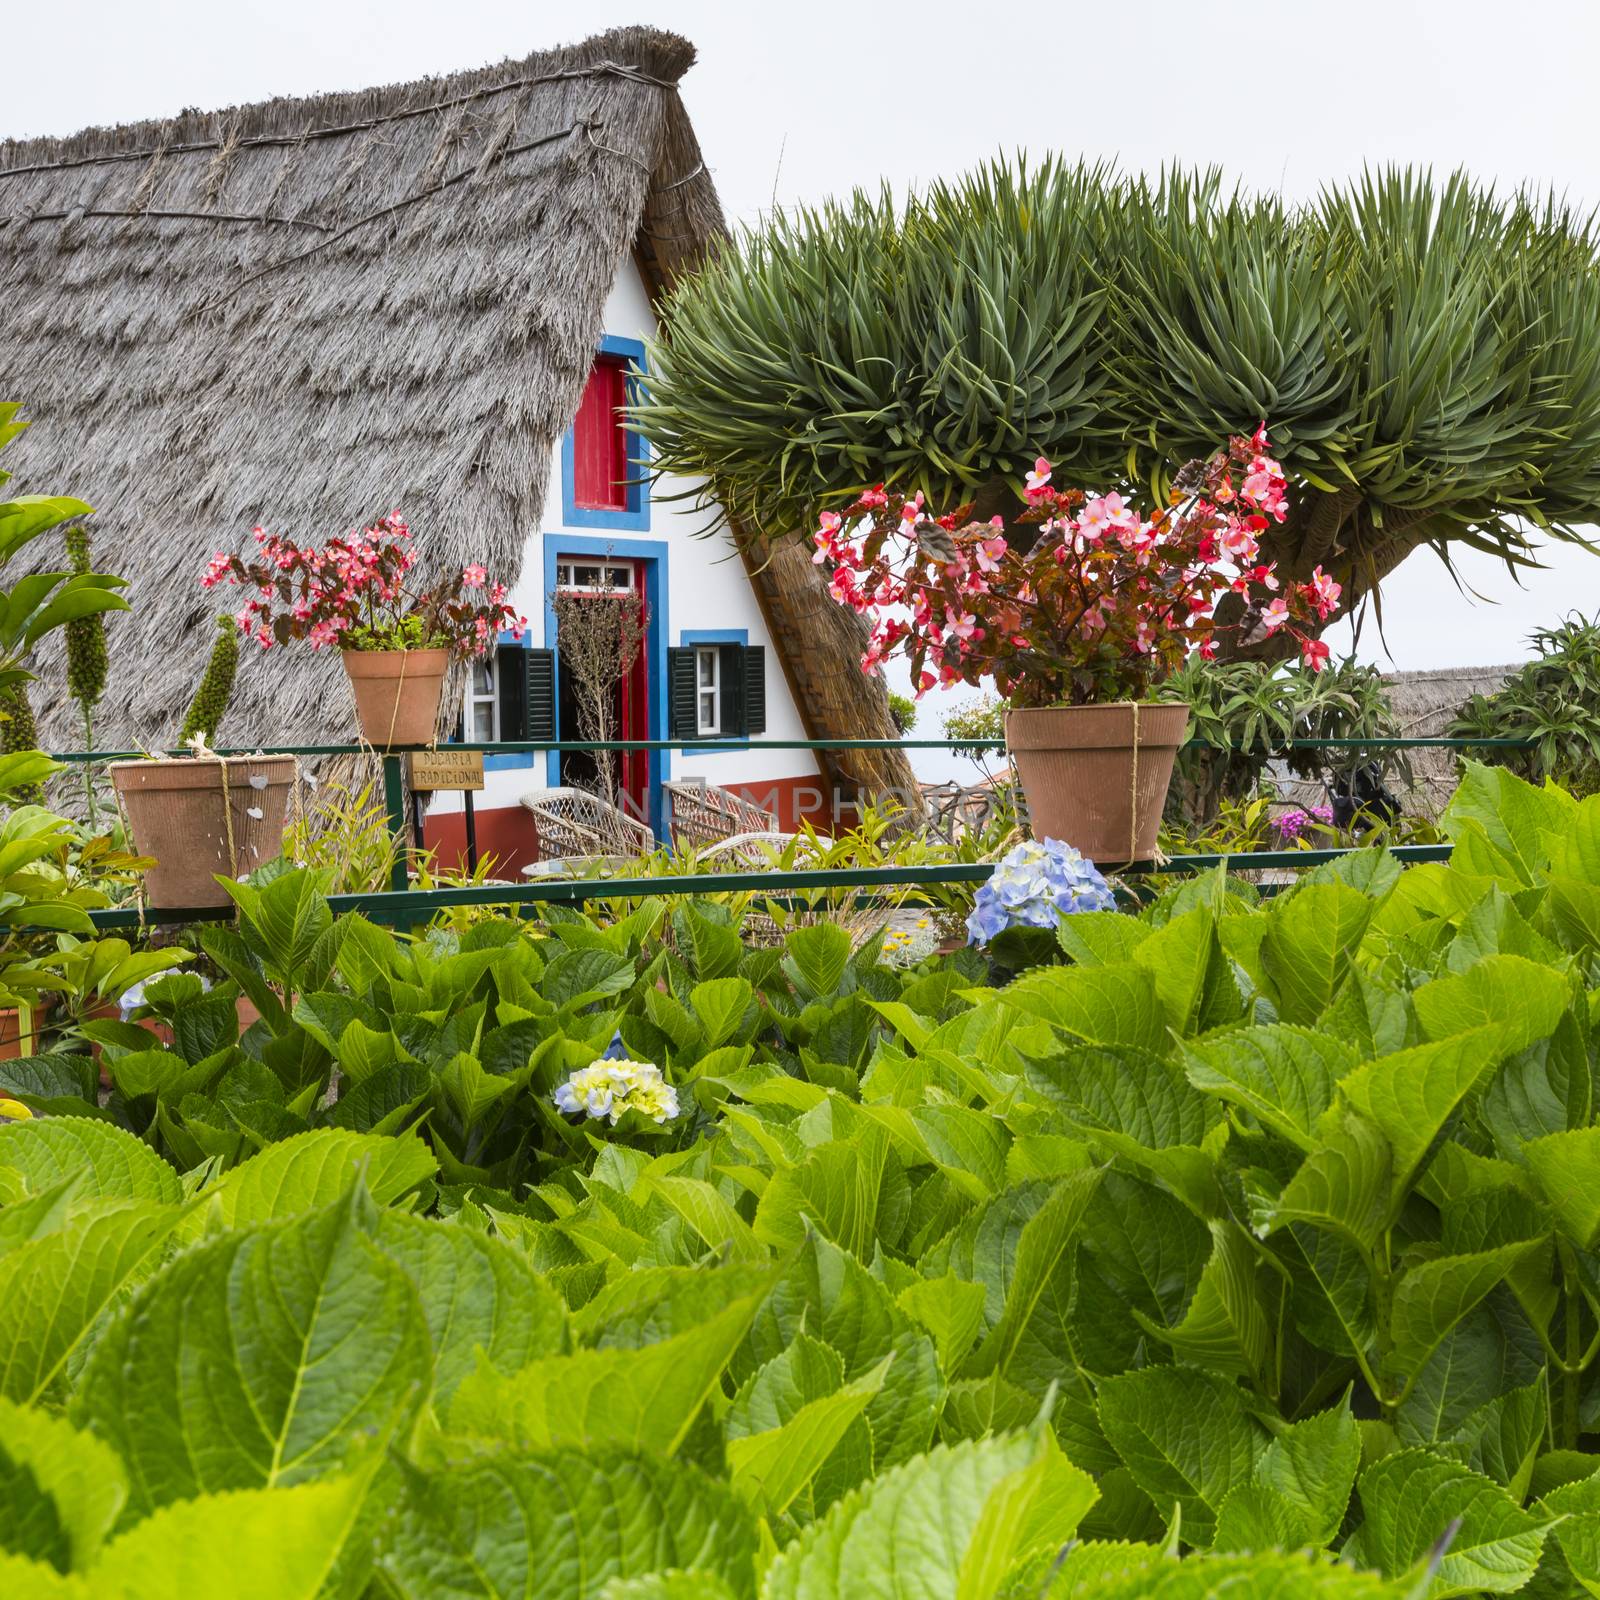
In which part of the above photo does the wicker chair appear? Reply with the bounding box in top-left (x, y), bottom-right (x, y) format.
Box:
top-left (662, 781), bottom-right (777, 851)
top-left (521, 787), bottom-right (655, 861)
top-left (698, 829), bottom-right (812, 868)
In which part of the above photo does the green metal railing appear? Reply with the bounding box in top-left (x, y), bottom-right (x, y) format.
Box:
top-left (49, 734), bottom-right (1528, 931)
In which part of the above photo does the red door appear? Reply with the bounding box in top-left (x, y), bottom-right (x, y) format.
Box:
top-left (618, 562), bottom-right (649, 824)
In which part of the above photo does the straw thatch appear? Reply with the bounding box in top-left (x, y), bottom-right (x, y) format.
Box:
top-left (0, 25), bottom-right (914, 800)
top-left (1270, 662), bottom-right (1520, 818)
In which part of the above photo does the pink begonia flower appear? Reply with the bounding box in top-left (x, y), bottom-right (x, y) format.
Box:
top-left (1307, 565), bottom-right (1341, 618)
top-left (916, 669), bottom-right (937, 696)
top-left (945, 608), bottom-right (981, 642)
top-left (1302, 637), bottom-right (1331, 670)
top-left (1100, 492), bottom-right (1133, 527)
top-left (1220, 522), bottom-right (1259, 562)
top-left (1078, 498), bottom-right (1116, 541)
top-left (1023, 457), bottom-right (1053, 499)
top-left (974, 535), bottom-right (1007, 574)
top-left (462, 564), bottom-right (487, 588)
top-left (1261, 597), bottom-right (1290, 633)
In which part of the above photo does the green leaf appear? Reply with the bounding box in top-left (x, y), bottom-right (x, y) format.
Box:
top-left (897, 1275), bottom-right (989, 1376)
top-left (746, 1232), bottom-right (943, 1473)
top-left (690, 977), bottom-right (755, 1047)
top-left (1441, 1373), bottom-right (1547, 1500)
top-left (1261, 1112), bottom-right (1392, 1252)
top-left (1134, 907), bottom-right (1243, 1035)
top-left (783, 923), bottom-right (853, 1000)
top-left (33, 1470), bottom-right (374, 1599)
top-left (0, 1200), bottom-right (182, 1405)
top-left (371, 1211), bottom-right (567, 1404)
top-left (0, 1117), bottom-right (181, 1205)
top-left (1096, 1367), bottom-right (1269, 1545)
top-left (1136, 1219), bottom-right (1269, 1383)
top-left (762, 1427), bottom-right (1096, 1600)
top-left (1522, 1128), bottom-right (1600, 1248)
top-left (645, 1174), bottom-right (765, 1262)
top-left (0, 1397), bottom-right (126, 1572)
top-left (378, 1448), bottom-right (756, 1600)
top-left (449, 1278), bottom-right (770, 1456)
top-left (1413, 955), bottom-right (1572, 1055)
top-left (1182, 1025), bottom-right (1353, 1151)
top-left (1336, 1026), bottom-right (1506, 1203)
top-left (1443, 763), bottom-right (1574, 886)
top-left (1356, 1449), bottom-right (1550, 1596)
top-left (1231, 1396), bottom-right (1360, 1549)
top-left (727, 1356), bottom-right (890, 1518)
top-left (1259, 882), bottom-right (1372, 1024)
top-left (998, 963), bottom-right (1167, 1054)
top-left (964, 1169), bottom-right (1100, 1381)
top-left (193, 1127), bottom-right (437, 1226)
top-left (75, 1192), bottom-right (431, 1512)
top-left (1385, 1242), bottom-right (1544, 1395)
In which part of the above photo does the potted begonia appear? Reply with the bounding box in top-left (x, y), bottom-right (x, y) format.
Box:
top-left (201, 513), bottom-right (527, 748)
top-left (815, 428), bottom-right (1339, 861)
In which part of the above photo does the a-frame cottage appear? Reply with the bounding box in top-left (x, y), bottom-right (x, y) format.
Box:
top-left (0, 26), bottom-right (914, 870)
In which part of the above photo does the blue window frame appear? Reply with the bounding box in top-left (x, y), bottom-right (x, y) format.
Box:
top-left (561, 334), bottom-right (651, 532)
top-left (542, 532), bottom-right (672, 838)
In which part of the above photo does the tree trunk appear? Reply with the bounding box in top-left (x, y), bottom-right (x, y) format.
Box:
top-left (733, 530), bottom-right (919, 809)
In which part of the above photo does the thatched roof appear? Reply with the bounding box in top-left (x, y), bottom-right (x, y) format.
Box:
top-left (0, 24), bottom-right (913, 797)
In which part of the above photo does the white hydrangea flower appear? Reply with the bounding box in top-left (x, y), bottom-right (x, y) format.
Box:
top-left (553, 1058), bottom-right (680, 1125)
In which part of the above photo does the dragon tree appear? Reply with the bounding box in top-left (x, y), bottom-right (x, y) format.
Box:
top-left (635, 161), bottom-right (1600, 660)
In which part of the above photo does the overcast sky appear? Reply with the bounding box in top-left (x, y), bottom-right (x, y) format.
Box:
top-left (9, 0), bottom-right (1599, 688)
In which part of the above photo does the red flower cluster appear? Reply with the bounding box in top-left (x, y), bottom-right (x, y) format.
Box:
top-left (812, 428), bottom-right (1339, 707)
top-left (201, 513), bottom-right (527, 658)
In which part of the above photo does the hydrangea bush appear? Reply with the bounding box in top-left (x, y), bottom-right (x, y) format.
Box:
top-left (966, 838), bottom-right (1117, 946)
top-left (813, 427), bottom-right (1340, 706)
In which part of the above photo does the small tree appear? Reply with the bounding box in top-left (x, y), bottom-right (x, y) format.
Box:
top-left (549, 588), bottom-right (649, 821)
top-left (636, 161), bottom-right (1600, 655)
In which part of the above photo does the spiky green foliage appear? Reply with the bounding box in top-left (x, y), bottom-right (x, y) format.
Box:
top-left (1450, 613), bottom-right (1600, 795)
top-left (0, 684), bottom-right (43, 803)
top-left (62, 526), bottom-right (108, 713)
top-left (178, 616), bottom-right (239, 747)
top-left (637, 161), bottom-right (1600, 650)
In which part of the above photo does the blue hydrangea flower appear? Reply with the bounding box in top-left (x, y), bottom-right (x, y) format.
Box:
top-left (966, 838), bottom-right (1117, 946)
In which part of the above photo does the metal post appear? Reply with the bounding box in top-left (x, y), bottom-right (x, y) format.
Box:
top-left (381, 754), bottom-right (409, 896)
top-left (463, 788), bottom-right (479, 876)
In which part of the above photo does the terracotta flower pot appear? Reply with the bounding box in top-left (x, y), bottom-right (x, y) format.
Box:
top-left (0, 999), bottom-right (53, 1060)
top-left (109, 756), bottom-right (297, 908)
top-left (342, 647), bottom-right (450, 748)
top-left (1005, 702), bottom-right (1190, 864)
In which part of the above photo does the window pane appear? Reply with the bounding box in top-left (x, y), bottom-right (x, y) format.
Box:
top-left (697, 651), bottom-right (715, 688)
top-left (472, 659), bottom-right (495, 695)
top-left (471, 702), bottom-right (495, 741)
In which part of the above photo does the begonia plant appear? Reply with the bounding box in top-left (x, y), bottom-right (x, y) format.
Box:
top-left (813, 428), bottom-right (1340, 706)
top-left (202, 512), bottom-right (526, 656)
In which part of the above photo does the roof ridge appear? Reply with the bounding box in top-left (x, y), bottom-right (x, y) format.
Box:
top-left (0, 59), bottom-right (671, 183)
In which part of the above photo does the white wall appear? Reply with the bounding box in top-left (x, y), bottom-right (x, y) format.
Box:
top-left (429, 258), bottom-right (819, 818)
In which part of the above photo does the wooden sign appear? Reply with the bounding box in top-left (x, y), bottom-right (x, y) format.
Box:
top-left (406, 749), bottom-right (485, 792)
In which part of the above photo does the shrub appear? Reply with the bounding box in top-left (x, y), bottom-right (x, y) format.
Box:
top-left (0, 765), bottom-right (1598, 1593)
top-left (1449, 612), bottom-right (1600, 794)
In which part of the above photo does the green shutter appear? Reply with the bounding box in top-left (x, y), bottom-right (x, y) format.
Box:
top-left (744, 645), bottom-right (767, 737)
top-left (497, 644), bottom-right (528, 740)
top-left (525, 648), bottom-right (556, 743)
top-left (718, 643), bottom-right (746, 738)
top-left (668, 647), bottom-right (698, 740)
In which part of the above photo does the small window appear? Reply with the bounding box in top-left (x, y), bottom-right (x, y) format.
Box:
top-left (695, 645), bottom-right (720, 736)
top-left (571, 357), bottom-right (630, 511)
top-left (555, 560), bottom-right (633, 593)
top-left (466, 653), bottom-right (498, 742)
